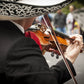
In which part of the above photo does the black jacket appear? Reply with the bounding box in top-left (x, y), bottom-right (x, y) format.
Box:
top-left (0, 21), bottom-right (76, 84)
top-left (54, 13), bottom-right (66, 28)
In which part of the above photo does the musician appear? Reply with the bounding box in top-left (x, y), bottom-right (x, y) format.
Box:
top-left (0, 0), bottom-right (83, 84)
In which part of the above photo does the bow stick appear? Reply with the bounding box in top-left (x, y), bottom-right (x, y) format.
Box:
top-left (42, 14), bottom-right (78, 84)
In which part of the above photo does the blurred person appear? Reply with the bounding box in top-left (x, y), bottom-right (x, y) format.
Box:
top-left (53, 9), bottom-right (66, 33)
top-left (66, 5), bottom-right (75, 35)
top-left (72, 20), bottom-right (80, 34)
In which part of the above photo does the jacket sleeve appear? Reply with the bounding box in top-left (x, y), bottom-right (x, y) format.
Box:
top-left (6, 37), bottom-right (76, 84)
top-left (50, 59), bottom-right (76, 84)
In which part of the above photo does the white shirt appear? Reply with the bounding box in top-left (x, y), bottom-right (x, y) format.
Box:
top-left (66, 13), bottom-right (74, 24)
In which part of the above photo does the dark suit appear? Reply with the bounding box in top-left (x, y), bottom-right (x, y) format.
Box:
top-left (0, 21), bottom-right (76, 84)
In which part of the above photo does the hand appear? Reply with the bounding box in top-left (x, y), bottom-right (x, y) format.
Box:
top-left (68, 20), bottom-right (71, 24)
top-left (64, 34), bottom-right (83, 64)
top-left (71, 29), bottom-right (74, 34)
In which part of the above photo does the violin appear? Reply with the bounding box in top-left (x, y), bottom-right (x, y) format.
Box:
top-left (27, 21), bottom-right (84, 56)
top-left (28, 14), bottom-right (84, 84)
top-left (27, 23), bottom-right (70, 55)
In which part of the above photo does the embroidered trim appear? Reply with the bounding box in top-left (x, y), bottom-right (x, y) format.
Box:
top-left (0, 0), bottom-right (73, 18)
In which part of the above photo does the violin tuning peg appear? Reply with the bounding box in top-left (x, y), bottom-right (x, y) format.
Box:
top-left (51, 52), bottom-right (54, 57)
top-left (56, 54), bottom-right (59, 59)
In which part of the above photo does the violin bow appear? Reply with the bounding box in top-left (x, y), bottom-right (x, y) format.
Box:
top-left (42, 14), bottom-right (78, 84)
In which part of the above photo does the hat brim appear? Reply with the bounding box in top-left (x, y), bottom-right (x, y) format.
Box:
top-left (0, 0), bottom-right (73, 20)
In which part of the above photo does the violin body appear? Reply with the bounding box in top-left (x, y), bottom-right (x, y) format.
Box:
top-left (27, 24), bottom-right (69, 55)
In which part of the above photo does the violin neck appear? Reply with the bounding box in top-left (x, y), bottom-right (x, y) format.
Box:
top-left (54, 30), bottom-right (73, 41)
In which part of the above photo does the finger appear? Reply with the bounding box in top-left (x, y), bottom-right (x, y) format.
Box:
top-left (70, 34), bottom-right (82, 39)
top-left (70, 34), bottom-right (83, 44)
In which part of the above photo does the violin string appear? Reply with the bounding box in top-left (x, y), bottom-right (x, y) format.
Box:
top-left (42, 15), bottom-right (78, 84)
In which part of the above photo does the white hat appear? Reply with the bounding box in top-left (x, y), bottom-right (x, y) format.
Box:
top-left (0, 0), bottom-right (73, 20)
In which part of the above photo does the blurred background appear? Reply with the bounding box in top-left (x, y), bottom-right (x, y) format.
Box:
top-left (30, 0), bottom-right (84, 84)
top-left (34, 0), bottom-right (84, 38)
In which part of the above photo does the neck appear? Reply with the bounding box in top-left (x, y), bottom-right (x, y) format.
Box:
top-left (13, 17), bottom-right (35, 30)
top-left (13, 19), bottom-right (26, 29)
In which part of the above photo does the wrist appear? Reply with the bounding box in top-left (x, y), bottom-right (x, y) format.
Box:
top-left (64, 52), bottom-right (79, 64)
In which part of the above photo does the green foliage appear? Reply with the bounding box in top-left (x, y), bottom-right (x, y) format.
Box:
top-left (62, 1), bottom-right (84, 14)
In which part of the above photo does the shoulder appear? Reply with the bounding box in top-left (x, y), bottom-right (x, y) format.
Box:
top-left (67, 13), bottom-right (73, 17)
top-left (7, 37), bottom-right (42, 57)
top-left (11, 37), bottom-right (41, 50)
top-left (25, 31), bottom-right (42, 50)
